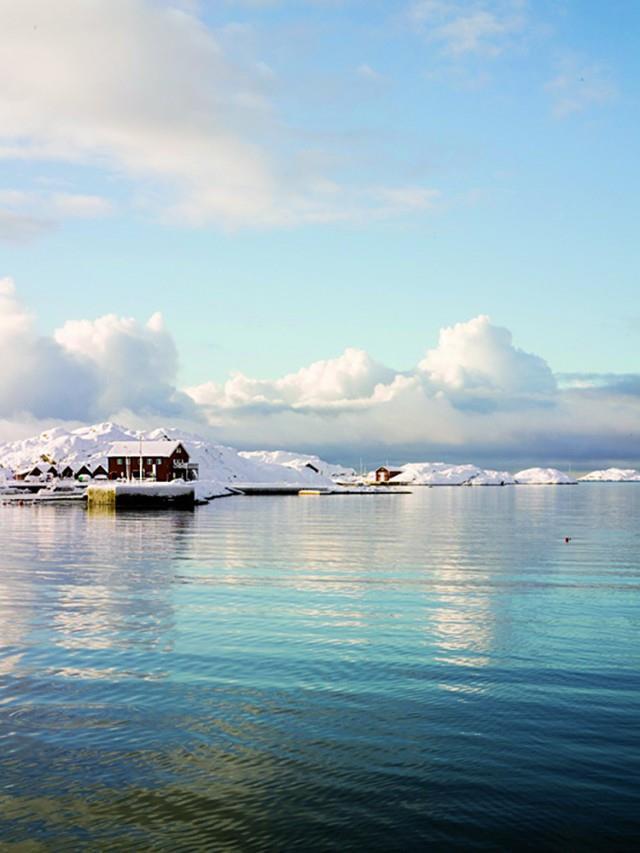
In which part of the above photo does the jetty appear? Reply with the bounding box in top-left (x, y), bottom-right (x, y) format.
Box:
top-left (87, 482), bottom-right (195, 509)
top-left (232, 483), bottom-right (411, 496)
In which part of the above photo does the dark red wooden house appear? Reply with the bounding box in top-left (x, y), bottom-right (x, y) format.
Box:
top-left (107, 441), bottom-right (197, 482)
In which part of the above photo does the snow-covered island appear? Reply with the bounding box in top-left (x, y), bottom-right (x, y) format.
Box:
top-left (579, 468), bottom-right (640, 482)
top-left (368, 463), bottom-right (574, 486)
top-left (0, 422), bottom-right (344, 501)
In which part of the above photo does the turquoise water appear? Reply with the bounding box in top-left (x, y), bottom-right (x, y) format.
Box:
top-left (0, 486), bottom-right (639, 850)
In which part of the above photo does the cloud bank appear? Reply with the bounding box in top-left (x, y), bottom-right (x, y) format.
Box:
top-left (1, 280), bottom-right (636, 464)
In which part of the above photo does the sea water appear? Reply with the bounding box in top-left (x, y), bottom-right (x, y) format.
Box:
top-left (0, 485), bottom-right (639, 850)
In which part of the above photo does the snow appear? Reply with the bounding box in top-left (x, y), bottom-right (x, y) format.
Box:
top-left (105, 482), bottom-right (195, 499)
top-left (579, 467), bottom-right (640, 482)
top-left (468, 469), bottom-right (515, 486)
top-left (0, 422), bottom-right (129, 475)
top-left (514, 467), bottom-right (576, 485)
top-left (375, 462), bottom-right (569, 486)
top-left (388, 462), bottom-right (484, 486)
top-left (107, 440), bottom-right (184, 458)
top-left (239, 449), bottom-right (356, 482)
top-left (0, 422), bottom-right (334, 499)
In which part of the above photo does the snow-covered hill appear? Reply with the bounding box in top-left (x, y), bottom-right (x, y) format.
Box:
top-left (239, 449), bottom-right (356, 482)
top-left (388, 462), bottom-right (484, 486)
top-left (579, 467), bottom-right (640, 482)
top-left (514, 467), bottom-right (576, 485)
top-left (370, 462), bottom-right (572, 486)
top-left (0, 422), bottom-right (129, 475)
top-left (0, 422), bottom-right (334, 498)
top-left (468, 469), bottom-right (515, 486)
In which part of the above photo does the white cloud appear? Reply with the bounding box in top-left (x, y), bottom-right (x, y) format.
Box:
top-left (408, 0), bottom-right (526, 57)
top-left (546, 59), bottom-right (616, 117)
top-left (0, 278), bottom-right (97, 419)
top-left (50, 193), bottom-right (114, 218)
top-left (356, 63), bottom-right (384, 81)
top-left (418, 314), bottom-right (556, 398)
top-left (0, 0), bottom-right (437, 229)
top-left (188, 347), bottom-right (399, 412)
top-left (0, 189), bottom-right (113, 242)
top-left (1, 284), bottom-right (639, 464)
top-left (0, 278), bottom-right (195, 421)
top-left (0, 209), bottom-right (52, 243)
top-left (54, 311), bottom-right (194, 417)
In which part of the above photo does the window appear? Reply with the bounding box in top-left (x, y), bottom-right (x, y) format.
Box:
top-left (147, 458), bottom-right (153, 464)
top-left (117, 458), bottom-right (123, 465)
top-left (157, 458), bottom-right (162, 464)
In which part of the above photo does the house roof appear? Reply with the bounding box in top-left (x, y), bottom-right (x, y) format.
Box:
top-left (107, 440), bottom-right (186, 458)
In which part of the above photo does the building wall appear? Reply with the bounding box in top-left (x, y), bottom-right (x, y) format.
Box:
top-left (108, 446), bottom-right (190, 481)
top-left (375, 467), bottom-right (402, 483)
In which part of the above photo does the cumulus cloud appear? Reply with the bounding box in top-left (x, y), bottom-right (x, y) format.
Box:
top-left (1, 285), bottom-right (639, 465)
top-left (418, 314), bottom-right (556, 408)
top-left (189, 315), bottom-right (556, 419)
top-left (0, 0), bottom-right (437, 229)
top-left (54, 311), bottom-right (195, 417)
top-left (0, 278), bottom-right (97, 419)
top-left (185, 313), bottom-right (640, 464)
top-left (0, 278), bottom-right (195, 421)
top-left (188, 347), bottom-right (399, 413)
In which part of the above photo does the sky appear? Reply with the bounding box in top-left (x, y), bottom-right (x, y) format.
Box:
top-left (0, 0), bottom-right (639, 467)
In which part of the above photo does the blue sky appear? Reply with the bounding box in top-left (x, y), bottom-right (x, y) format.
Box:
top-left (0, 1), bottom-right (638, 463)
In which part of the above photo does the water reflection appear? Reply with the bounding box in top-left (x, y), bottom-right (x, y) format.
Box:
top-left (0, 487), bottom-right (639, 849)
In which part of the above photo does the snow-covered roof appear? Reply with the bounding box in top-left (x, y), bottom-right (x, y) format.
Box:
top-left (108, 441), bottom-right (185, 458)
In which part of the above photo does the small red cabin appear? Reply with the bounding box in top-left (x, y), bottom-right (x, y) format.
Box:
top-left (374, 466), bottom-right (404, 483)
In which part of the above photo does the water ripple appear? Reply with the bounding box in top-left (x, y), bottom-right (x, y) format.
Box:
top-left (1, 488), bottom-right (639, 849)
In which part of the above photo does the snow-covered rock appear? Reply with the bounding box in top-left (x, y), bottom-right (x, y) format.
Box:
top-left (514, 467), bottom-right (576, 485)
top-left (468, 469), bottom-right (515, 486)
top-left (238, 449), bottom-right (356, 482)
top-left (579, 467), bottom-right (640, 482)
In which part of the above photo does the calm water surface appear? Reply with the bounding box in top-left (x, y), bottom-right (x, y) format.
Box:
top-left (0, 486), bottom-right (639, 850)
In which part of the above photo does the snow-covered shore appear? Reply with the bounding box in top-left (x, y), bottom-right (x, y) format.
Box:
top-left (2, 422), bottom-right (636, 498)
top-left (0, 422), bottom-right (339, 498)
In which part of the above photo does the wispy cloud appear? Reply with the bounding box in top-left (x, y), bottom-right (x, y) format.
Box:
top-left (408, 0), bottom-right (527, 57)
top-left (0, 0), bottom-right (438, 231)
top-left (546, 58), bottom-right (617, 117)
top-left (356, 63), bottom-right (384, 81)
top-left (0, 189), bottom-right (113, 243)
